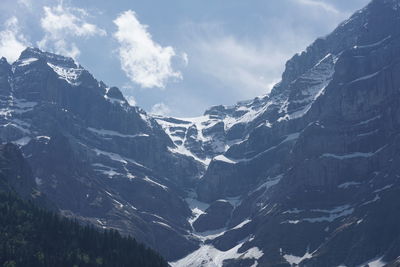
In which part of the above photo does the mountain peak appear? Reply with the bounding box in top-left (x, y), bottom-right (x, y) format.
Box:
top-left (18, 47), bottom-right (78, 69)
top-left (0, 57), bottom-right (10, 73)
top-left (0, 57), bottom-right (8, 64)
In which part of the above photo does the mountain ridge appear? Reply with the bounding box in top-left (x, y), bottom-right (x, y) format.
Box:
top-left (2, 0), bottom-right (400, 266)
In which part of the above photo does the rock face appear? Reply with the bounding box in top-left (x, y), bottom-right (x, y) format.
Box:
top-left (0, 143), bottom-right (36, 198)
top-left (3, 0), bottom-right (400, 266)
top-left (168, 0), bottom-right (400, 266)
top-left (0, 143), bottom-right (51, 209)
top-left (192, 0), bottom-right (400, 201)
top-left (0, 47), bottom-right (203, 260)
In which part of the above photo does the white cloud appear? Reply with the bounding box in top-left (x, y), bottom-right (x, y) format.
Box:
top-left (295, 0), bottom-right (339, 14)
top-left (113, 10), bottom-right (182, 89)
top-left (38, 3), bottom-right (106, 59)
top-left (0, 17), bottom-right (30, 62)
top-left (150, 102), bottom-right (171, 116)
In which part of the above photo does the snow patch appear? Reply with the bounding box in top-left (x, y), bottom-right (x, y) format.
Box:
top-left (356, 115), bottom-right (381, 126)
top-left (157, 115), bottom-right (232, 166)
top-left (362, 195), bottom-right (381, 206)
top-left (168, 146), bottom-right (211, 166)
top-left (143, 176), bottom-right (168, 190)
top-left (322, 152), bottom-right (373, 159)
top-left (2, 121), bottom-right (31, 135)
top-left (88, 127), bottom-right (149, 138)
top-left (322, 145), bottom-right (387, 160)
top-left (283, 208), bottom-right (304, 214)
top-left (304, 206), bottom-right (354, 223)
top-left (170, 239), bottom-right (263, 267)
top-left (47, 62), bottom-right (82, 86)
top-left (254, 174), bottom-right (283, 193)
top-left (283, 250), bottom-right (313, 266)
top-left (92, 163), bottom-right (120, 178)
top-left (185, 195), bottom-right (210, 228)
top-left (213, 155), bottom-right (237, 164)
top-left (92, 148), bottom-right (146, 169)
top-left (338, 181), bottom-right (362, 189)
top-left (284, 205), bottom-right (354, 224)
top-left (36, 135), bottom-right (51, 140)
top-left (373, 184), bottom-right (393, 193)
top-left (354, 35), bottom-right (391, 49)
top-left (153, 221), bottom-right (173, 230)
top-left (357, 129), bottom-right (379, 137)
top-left (349, 71), bottom-right (380, 84)
top-left (104, 95), bottom-right (126, 105)
top-left (232, 219), bottom-right (251, 230)
top-left (357, 256), bottom-right (386, 267)
top-left (18, 57), bottom-right (38, 67)
top-left (12, 136), bottom-right (31, 146)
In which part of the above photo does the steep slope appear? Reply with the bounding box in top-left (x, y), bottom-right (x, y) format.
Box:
top-left (0, 144), bottom-right (168, 267)
top-left (166, 0), bottom-right (400, 266)
top-left (0, 48), bottom-right (202, 260)
top-left (0, 143), bottom-right (37, 199)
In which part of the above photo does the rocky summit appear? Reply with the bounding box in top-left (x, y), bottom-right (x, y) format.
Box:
top-left (2, 0), bottom-right (400, 266)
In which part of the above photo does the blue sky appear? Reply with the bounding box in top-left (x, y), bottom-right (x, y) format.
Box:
top-left (0, 0), bottom-right (369, 117)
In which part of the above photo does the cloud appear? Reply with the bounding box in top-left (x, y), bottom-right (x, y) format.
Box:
top-left (38, 3), bottom-right (106, 59)
top-left (113, 10), bottom-right (182, 89)
top-left (295, 0), bottom-right (339, 14)
top-left (187, 32), bottom-right (296, 98)
top-left (182, 0), bottom-right (348, 102)
top-left (0, 17), bottom-right (30, 62)
top-left (150, 102), bottom-right (171, 116)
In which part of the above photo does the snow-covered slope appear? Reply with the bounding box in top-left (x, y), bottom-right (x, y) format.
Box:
top-left (155, 115), bottom-right (243, 167)
top-left (154, 45), bottom-right (337, 172)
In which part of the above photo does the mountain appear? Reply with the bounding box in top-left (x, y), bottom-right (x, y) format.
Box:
top-left (0, 47), bottom-right (203, 260)
top-left (0, 144), bottom-right (168, 267)
top-left (160, 0), bottom-right (400, 266)
top-left (2, 0), bottom-right (400, 266)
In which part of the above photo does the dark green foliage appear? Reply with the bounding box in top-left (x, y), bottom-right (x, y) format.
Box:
top-left (0, 192), bottom-right (168, 267)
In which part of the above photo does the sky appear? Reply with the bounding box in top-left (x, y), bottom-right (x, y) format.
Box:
top-left (0, 0), bottom-right (370, 117)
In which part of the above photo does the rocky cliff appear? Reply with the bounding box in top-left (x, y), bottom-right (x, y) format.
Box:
top-left (2, 0), bottom-right (400, 266)
top-left (0, 47), bottom-right (203, 260)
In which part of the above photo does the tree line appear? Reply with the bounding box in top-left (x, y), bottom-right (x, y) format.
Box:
top-left (0, 191), bottom-right (168, 267)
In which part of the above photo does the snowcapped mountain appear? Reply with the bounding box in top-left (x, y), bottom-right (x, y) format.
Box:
top-left (154, 51), bottom-right (337, 171)
top-left (2, 0), bottom-right (400, 266)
